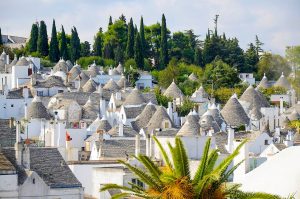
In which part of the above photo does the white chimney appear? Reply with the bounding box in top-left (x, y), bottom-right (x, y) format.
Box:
top-left (16, 121), bottom-right (21, 143)
top-left (115, 92), bottom-right (121, 101)
top-left (100, 98), bottom-right (106, 118)
top-left (227, 127), bottom-right (235, 153)
top-left (279, 97), bottom-right (284, 114)
top-left (135, 134), bottom-right (140, 156)
top-left (6, 55), bottom-right (9, 65)
top-left (167, 101), bottom-right (173, 121)
top-left (24, 103), bottom-right (28, 120)
top-left (146, 133), bottom-right (151, 157)
top-left (23, 87), bottom-right (29, 99)
top-left (119, 122), bottom-right (124, 137)
top-left (233, 141), bottom-right (249, 183)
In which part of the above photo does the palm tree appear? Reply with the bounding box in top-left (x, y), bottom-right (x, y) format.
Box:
top-left (101, 136), bottom-right (282, 199)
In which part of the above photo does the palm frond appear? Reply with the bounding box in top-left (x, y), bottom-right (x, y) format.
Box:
top-left (111, 192), bottom-right (132, 199)
top-left (204, 149), bottom-right (219, 176)
top-left (229, 190), bottom-right (282, 199)
top-left (193, 137), bottom-right (211, 184)
top-left (118, 160), bottom-right (163, 192)
top-left (214, 139), bottom-right (247, 176)
top-left (137, 154), bottom-right (162, 184)
top-left (100, 183), bottom-right (142, 193)
top-left (194, 172), bottom-right (220, 198)
top-left (153, 136), bottom-right (172, 168)
top-left (175, 137), bottom-right (190, 178)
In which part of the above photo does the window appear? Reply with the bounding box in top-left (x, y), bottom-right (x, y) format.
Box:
top-left (32, 178), bottom-right (35, 184)
top-left (264, 140), bottom-right (269, 145)
top-left (37, 91), bottom-right (43, 96)
top-left (58, 90), bottom-right (64, 93)
top-left (11, 104), bottom-right (14, 107)
top-left (132, 178), bottom-right (144, 188)
top-left (164, 121), bottom-right (169, 129)
top-left (246, 74), bottom-right (249, 78)
top-left (28, 68), bottom-right (32, 76)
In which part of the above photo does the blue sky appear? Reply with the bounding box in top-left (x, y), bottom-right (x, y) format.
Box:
top-left (1, 0), bottom-right (299, 55)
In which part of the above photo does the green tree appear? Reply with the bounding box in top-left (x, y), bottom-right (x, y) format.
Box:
top-left (126, 18), bottom-right (135, 59)
top-left (104, 19), bottom-right (127, 55)
top-left (80, 41), bottom-right (90, 57)
top-left (103, 42), bottom-right (114, 59)
top-left (70, 27), bottom-right (81, 62)
top-left (203, 58), bottom-right (240, 89)
top-left (257, 53), bottom-right (291, 80)
top-left (286, 46), bottom-right (300, 67)
top-left (114, 44), bottom-right (124, 63)
top-left (244, 43), bottom-right (259, 73)
top-left (144, 23), bottom-right (161, 66)
top-left (140, 16), bottom-right (146, 58)
top-left (37, 20), bottom-right (49, 57)
top-left (28, 23), bottom-right (39, 52)
top-left (60, 25), bottom-right (69, 60)
top-left (134, 32), bottom-right (144, 69)
top-left (0, 28), bottom-right (2, 46)
top-left (49, 19), bottom-right (60, 62)
top-left (160, 14), bottom-right (168, 69)
top-left (93, 27), bottom-right (104, 56)
top-left (101, 137), bottom-right (280, 199)
top-left (255, 35), bottom-right (264, 57)
top-left (108, 16), bottom-right (113, 26)
top-left (194, 47), bottom-right (203, 66)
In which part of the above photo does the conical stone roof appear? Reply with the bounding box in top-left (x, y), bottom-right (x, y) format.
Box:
top-left (116, 62), bottom-right (124, 74)
top-left (88, 62), bottom-right (99, 77)
top-left (117, 75), bottom-right (130, 88)
top-left (221, 94), bottom-right (250, 127)
top-left (103, 79), bottom-right (120, 91)
top-left (68, 64), bottom-right (81, 81)
top-left (199, 113), bottom-right (220, 133)
top-left (288, 110), bottom-right (300, 121)
top-left (82, 78), bottom-right (97, 93)
top-left (146, 106), bottom-right (174, 131)
top-left (82, 97), bottom-right (98, 120)
top-left (177, 114), bottom-right (200, 136)
top-left (274, 72), bottom-right (291, 90)
top-left (131, 102), bottom-right (157, 132)
top-left (53, 59), bottom-right (69, 73)
top-left (188, 73), bottom-right (198, 81)
top-left (163, 81), bottom-right (184, 99)
top-left (257, 74), bottom-right (270, 89)
top-left (123, 89), bottom-right (146, 106)
top-left (97, 117), bottom-right (112, 133)
top-left (239, 85), bottom-right (270, 112)
top-left (16, 56), bottom-right (29, 66)
top-left (75, 72), bottom-right (89, 88)
top-left (27, 96), bottom-right (50, 119)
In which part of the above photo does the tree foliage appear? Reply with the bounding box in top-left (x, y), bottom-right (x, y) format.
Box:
top-left (70, 27), bottom-right (81, 62)
top-left (203, 58), bottom-right (240, 89)
top-left (160, 14), bottom-right (168, 69)
top-left (101, 137), bottom-right (281, 199)
top-left (28, 23), bottom-right (39, 52)
top-left (37, 20), bottom-right (49, 57)
top-left (257, 53), bottom-right (291, 80)
top-left (49, 19), bottom-right (60, 62)
top-left (93, 28), bottom-right (104, 56)
top-left (126, 18), bottom-right (135, 59)
top-left (60, 25), bottom-right (69, 60)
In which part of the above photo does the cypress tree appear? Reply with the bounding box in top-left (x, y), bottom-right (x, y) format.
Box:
top-left (49, 19), bottom-right (60, 62)
top-left (125, 18), bottom-right (134, 59)
top-left (0, 28), bottom-right (3, 45)
top-left (114, 45), bottom-right (124, 63)
top-left (134, 32), bottom-right (144, 69)
top-left (60, 25), bottom-right (68, 60)
top-left (140, 16), bottom-right (146, 58)
top-left (28, 23), bottom-right (38, 52)
top-left (103, 42), bottom-right (114, 59)
top-left (108, 16), bottom-right (113, 26)
top-left (37, 20), bottom-right (49, 56)
top-left (70, 27), bottom-right (81, 62)
top-left (194, 47), bottom-right (203, 66)
top-left (93, 27), bottom-right (103, 56)
top-left (80, 41), bottom-right (91, 57)
top-left (160, 14), bottom-right (168, 69)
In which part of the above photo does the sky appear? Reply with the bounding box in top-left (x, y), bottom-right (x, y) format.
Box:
top-left (1, 0), bottom-right (299, 55)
